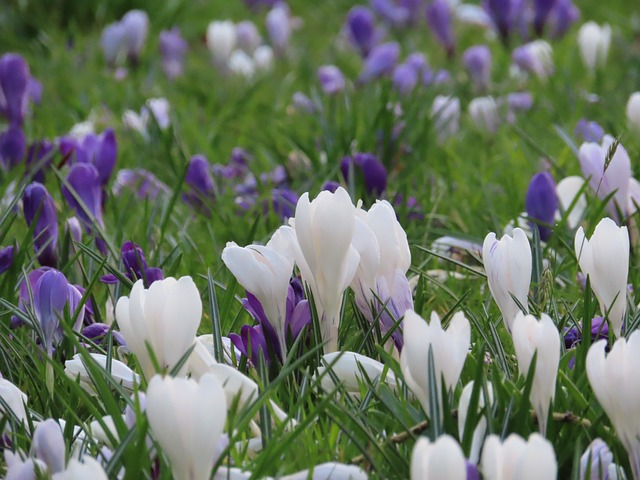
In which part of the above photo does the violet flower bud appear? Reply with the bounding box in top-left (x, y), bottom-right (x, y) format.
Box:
top-left (31, 419), bottom-right (65, 474)
top-left (546, 0), bottom-right (579, 39)
top-left (184, 154), bottom-right (215, 214)
top-left (0, 53), bottom-right (31, 125)
top-left (23, 182), bottom-right (58, 267)
top-left (533, 0), bottom-right (556, 36)
top-left (236, 21), bottom-right (261, 53)
top-left (91, 129), bottom-right (117, 186)
top-left (266, 4), bottom-right (291, 57)
top-left (101, 23), bottom-right (127, 67)
top-left (291, 92), bottom-right (316, 113)
top-left (574, 119), bottom-right (604, 143)
top-left (341, 153), bottom-right (387, 196)
top-left (359, 42), bottom-right (400, 83)
top-left (463, 45), bottom-right (492, 92)
top-left (112, 169), bottom-right (169, 200)
top-left (392, 63), bottom-right (418, 94)
top-left (371, 0), bottom-right (409, 27)
top-left (345, 6), bottom-right (377, 57)
top-left (0, 125), bottom-right (25, 170)
top-left (425, 0), bottom-right (455, 57)
top-left (121, 10), bottom-right (149, 63)
top-left (270, 188), bottom-right (298, 220)
top-left (229, 324), bottom-right (270, 366)
top-left (101, 241), bottom-right (163, 287)
top-left (82, 323), bottom-right (126, 346)
top-left (317, 65), bottom-right (346, 95)
top-left (0, 246), bottom-right (14, 275)
top-left (322, 181), bottom-right (340, 193)
top-left (159, 28), bottom-right (188, 80)
top-left (483, 0), bottom-right (515, 43)
top-left (525, 171), bottom-right (558, 242)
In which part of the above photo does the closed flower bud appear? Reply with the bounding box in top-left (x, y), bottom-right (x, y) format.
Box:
top-left (526, 171), bottom-right (558, 242)
top-left (468, 96), bottom-right (500, 135)
top-left (575, 218), bottom-right (629, 336)
top-left (317, 351), bottom-right (397, 397)
top-left (578, 22), bottom-right (611, 72)
top-left (463, 45), bottom-right (492, 92)
top-left (266, 4), bottom-right (291, 57)
top-left (431, 95), bottom-right (460, 144)
top-left (481, 433), bottom-right (557, 480)
top-left (482, 228), bottom-right (532, 332)
top-left (31, 419), bottom-right (65, 474)
top-left (317, 65), bottom-right (345, 95)
top-left (65, 353), bottom-right (139, 394)
top-left (512, 312), bottom-right (560, 436)
top-left (359, 42), bottom-right (400, 83)
top-left (235, 21), bottom-right (261, 53)
top-left (411, 435), bottom-right (467, 480)
top-left (23, 182), bottom-right (58, 267)
top-left (458, 381), bottom-right (495, 463)
top-left (0, 377), bottom-right (28, 431)
top-left (425, 0), bottom-right (455, 57)
top-left (0, 124), bottom-right (26, 170)
top-left (115, 277), bottom-right (202, 377)
top-left (512, 40), bottom-right (554, 80)
top-left (52, 457), bottom-right (107, 480)
top-left (626, 92), bottom-right (640, 134)
top-left (345, 6), bottom-right (377, 57)
top-left (206, 21), bottom-right (237, 65)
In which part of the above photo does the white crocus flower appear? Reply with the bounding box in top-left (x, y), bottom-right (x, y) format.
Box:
top-left (626, 92), bottom-right (640, 134)
top-left (278, 187), bottom-right (360, 353)
top-left (411, 435), bottom-right (467, 480)
top-left (0, 377), bottom-right (28, 431)
top-left (458, 381), bottom-right (495, 463)
top-left (206, 21), bottom-right (237, 66)
top-left (481, 433), bottom-right (557, 480)
top-left (482, 228), bottom-right (532, 332)
top-left (64, 353), bottom-right (139, 394)
top-left (468, 96), bottom-right (500, 135)
top-left (587, 332), bottom-right (640, 479)
top-left (575, 218), bottom-right (629, 336)
top-left (52, 457), bottom-right (108, 480)
top-left (116, 276), bottom-right (202, 377)
top-left (317, 351), bottom-right (397, 398)
top-left (578, 22), bottom-right (611, 72)
top-left (400, 310), bottom-right (470, 419)
top-left (511, 312), bottom-right (560, 436)
top-left (222, 242), bottom-right (293, 356)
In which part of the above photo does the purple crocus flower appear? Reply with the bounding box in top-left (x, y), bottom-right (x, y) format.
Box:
top-left (0, 125), bottom-right (25, 170)
top-left (213, 148), bottom-right (251, 180)
top-left (33, 269), bottom-right (85, 355)
top-left (341, 153), bottom-right (388, 196)
top-left (533, 0), bottom-right (556, 36)
top-left (60, 129), bottom-right (117, 186)
top-left (82, 323), bottom-right (126, 347)
top-left (483, 0), bottom-right (524, 43)
top-left (466, 461), bottom-right (481, 480)
top-left (184, 154), bottom-right (215, 214)
top-left (270, 188), bottom-right (298, 220)
top-left (23, 182), bottom-right (58, 267)
top-left (266, 4), bottom-right (291, 57)
top-left (291, 92), bottom-right (316, 114)
top-left (229, 324), bottom-right (270, 366)
top-left (463, 45), bottom-right (492, 92)
top-left (159, 28), bottom-right (188, 81)
top-left (0, 53), bottom-right (31, 125)
top-left (0, 246), bottom-right (14, 274)
top-left (232, 278), bottom-right (311, 365)
top-left (345, 6), bottom-right (378, 57)
top-left (236, 21), bottom-right (262, 53)
top-left (359, 42), bottom-right (400, 83)
top-left (546, 0), bottom-right (579, 39)
top-left (371, 0), bottom-right (409, 27)
top-left (26, 140), bottom-right (53, 183)
top-left (101, 241), bottom-right (163, 287)
top-left (564, 316), bottom-right (609, 350)
top-left (322, 181), bottom-right (341, 193)
top-left (574, 119), bottom-right (604, 144)
top-left (425, 0), bottom-right (455, 57)
top-left (112, 168), bottom-right (169, 200)
top-left (392, 63), bottom-right (418, 94)
top-left (317, 65), bottom-right (346, 95)
top-left (525, 171), bottom-right (558, 242)
top-left (62, 163), bottom-right (106, 254)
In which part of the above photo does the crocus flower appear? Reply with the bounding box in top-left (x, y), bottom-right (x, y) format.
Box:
top-left (350, 200), bottom-right (412, 350)
top-left (564, 316), bottom-right (608, 350)
top-left (411, 435), bottom-right (467, 480)
top-left (468, 96), bottom-right (500, 135)
top-left (82, 323), bottom-right (126, 347)
top-left (458, 381), bottom-right (495, 463)
top-left (400, 310), bottom-right (470, 419)
top-left (575, 119), bottom-right (605, 143)
top-left (533, 0), bottom-right (556, 35)
top-left (65, 353), bottom-right (139, 395)
top-left (146, 374), bottom-right (226, 480)
top-left (60, 128), bottom-right (117, 186)
top-left (228, 50), bottom-right (255, 79)
top-left (235, 21), bottom-right (261, 53)
top-left (359, 42), bottom-right (400, 83)
top-left (101, 241), bottom-right (163, 287)
top-left (121, 10), bottom-right (149, 63)
top-left (54, 457), bottom-right (108, 479)
top-left (431, 95), bottom-right (460, 143)
top-left (273, 187), bottom-right (360, 353)
top-left (0, 245), bottom-right (14, 274)
top-left (222, 240), bottom-right (294, 356)
top-left (23, 182), bottom-right (58, 267)
top-left (587, 332), bottom-right (640, 479)
top-left (159, 28), bottom-right (188, 80)
top-left (482, 228), bottom-right (532, 332)
top-left (0, 124), bottom-right (25, 170)
top-left (266, 4), bottom-right (291, 57)
top-left (512, 312), bottom-right (560, 436)
top-left (0, 377), bottom-right (28, 431)
top-left (578, 22), bottom-right (611, 73)
top-left (579, 438), bottom-right (623, 480)
top-left (62, 163), bottom-right (106, 254)
top-left (512, 40), bottom-right (554, 80)
top-left (322, 181), bottom-right (340, 193)
top-left (253, 45), bottom-right (274, 72)
top-left (112, 168), bottom-right (169, 200)
top-left (503, 91), bottom-right (533, 123)
top-left (317, 65), bottom-right (345, 95)
top-left (270, 187), bottom-right (299, 220)
top-left (115, 277), bottom-right (201, 377)
top-left (546, 0), bottom-right (579, 39)
top-left (206, 21), bottom-right (237, 67)
top-left (341, 153), bottom-right (387, 196)
top-left (0, 53), bottom-right (32, 125)
top-left (483, 0), bottom-right (523, 43)
top-left (526, 171), bottom-right (558, 242)
top-left (101, 22), bottom-right (127, 67)
top-left (26, 140), bottom-right (53, 183)
top-left (345, 6), bottom-right (378, 57)
top-left (371, 0), bottom-right (409, 27)
top-left (33, 269), bottom-right (85, 355)
top-left (575, 218), bottom-right (629, 337)
top-left (626, 92), bottom-right (640, 134)
top-left (31, 419), bottom-right (65, 474)
top-left (463, 45), bottom-right (492, 92)
top-left (481, 433), bottom-right (557, 480)
top-left (392, 63), bottom-right (418, 94)
top-left (317, 351), bottom-right (397, 397)
top-left (184, 154), bottom-right (215, 214)
top-left (425, 0), bottom-right (455, 57)
top-left (555, 175), bottom-right (587, 229)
